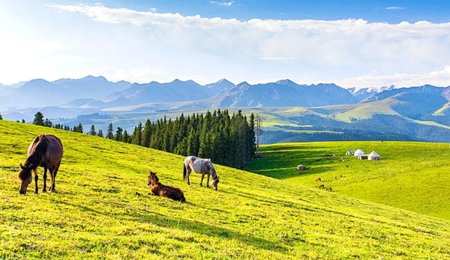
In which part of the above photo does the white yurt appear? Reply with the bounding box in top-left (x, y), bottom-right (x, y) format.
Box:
top-left (354, 149), bottom-right (364, 157)
top-left (368, 151), bottom-right (381, 160)
top-left (345, 150), bottom-right (355, 155)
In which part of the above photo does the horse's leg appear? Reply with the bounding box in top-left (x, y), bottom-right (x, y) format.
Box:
top-left (50, 165), bottom-right (59, 192)
top-left (206, 173), bottom-right (210, 188)
top-left (34, 169), bottom-right (39, 194)
top-left (200, 173), bottom-right (205, 186)
top-left (42, 167), bottom-right (48, 193)
top-left (186, 167), bottom-right (191, 185)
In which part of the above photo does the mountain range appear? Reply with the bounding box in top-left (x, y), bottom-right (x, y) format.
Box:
top-left (1, 76), bottom-right (450, 143)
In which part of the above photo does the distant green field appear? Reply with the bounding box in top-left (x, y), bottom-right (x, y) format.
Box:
top-left (246, 141), bottom-right (450, 220)
top-left (1, 120), bottom-right (450, 259)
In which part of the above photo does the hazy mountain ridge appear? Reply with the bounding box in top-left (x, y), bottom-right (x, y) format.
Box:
top-left (0, 76), bottom-right (131, 109)
top-left (2, 75), bottom-right (450, 143)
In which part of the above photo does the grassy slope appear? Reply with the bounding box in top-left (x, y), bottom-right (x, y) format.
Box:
top-left (247, 141), bottom-right (450, 220)
top-left (1, 120), bottom-right (450, 259)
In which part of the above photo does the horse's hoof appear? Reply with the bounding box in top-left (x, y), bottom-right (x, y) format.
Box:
top-left (34, 191), bottom-right (38, 194)
top-left (42, 189), bottom-right (47, 193)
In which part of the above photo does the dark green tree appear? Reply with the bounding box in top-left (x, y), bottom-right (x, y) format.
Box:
top-left (132, 122), bottom-right (143, 145)
top-left (33, 112), bottom-right (44, 126)
top-left (73, 123), bottom-right (83, 133)
top-left (89, 125), bottom-right (97, 136)
top-left (43, 118), bottom-right (53, 127)
top-left (97, 129), bottom-right (104, 138)
top-left (106, 123), bottom-right (114, 139)
top-left (119, 109), bottom-right (256, 169)
top-left (115, 127), bottom-right (123, 141)
top-left (142, 119), bottom-right (152, 147)
top-left (122, 130), bottom-right (130, 143)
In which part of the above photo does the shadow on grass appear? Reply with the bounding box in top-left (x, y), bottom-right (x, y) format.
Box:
top-left (247, 148), bottom-right (347, 180)
top-left (58, 199), bottom-right (288, 254)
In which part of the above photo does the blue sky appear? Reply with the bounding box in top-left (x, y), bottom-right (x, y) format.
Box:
top-left (1, 0), bottom-right (449, 88)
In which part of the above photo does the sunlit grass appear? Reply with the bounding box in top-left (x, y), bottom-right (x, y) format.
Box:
top-left (1, 120), bottom-right (450, 259)
top-left (246, 141), bottom-right (450, 220)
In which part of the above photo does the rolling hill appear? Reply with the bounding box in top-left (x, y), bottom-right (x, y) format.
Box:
top-left (246, 141), bottom-right (450, 220)
top-left (0, 120), bottom-right (450, 259)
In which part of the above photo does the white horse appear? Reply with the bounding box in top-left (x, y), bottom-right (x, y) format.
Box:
top-left (183, 156), bottom-right (219, 190)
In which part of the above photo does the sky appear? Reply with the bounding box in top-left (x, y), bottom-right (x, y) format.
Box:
top-left (0, 0), bottom-right (449, 89)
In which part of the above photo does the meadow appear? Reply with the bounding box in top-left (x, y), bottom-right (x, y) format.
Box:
top-left (246, 141), bottom-right (450, 220)
top-left (1, 120), bottom-right (450, 259)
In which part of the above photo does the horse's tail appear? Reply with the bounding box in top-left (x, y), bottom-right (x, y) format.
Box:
top-left (183, 163), bottom-right (186, 180)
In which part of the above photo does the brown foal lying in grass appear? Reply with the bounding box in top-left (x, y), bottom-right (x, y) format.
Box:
top-left (148, 171), bottom-right (186, 202)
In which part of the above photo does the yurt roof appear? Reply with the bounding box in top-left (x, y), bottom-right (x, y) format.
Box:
top-left (369, 151), bottom-right (380, 156)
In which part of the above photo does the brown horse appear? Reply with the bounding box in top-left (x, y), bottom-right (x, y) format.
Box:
top-left (148, 171), bottom-right (186, 202)
top-left (183, 156), bottom-right (219, 190)
top-left (18, 134), bottom-right (63, 194)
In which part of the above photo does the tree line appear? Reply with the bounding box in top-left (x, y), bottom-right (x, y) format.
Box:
top-left (30, 110), bottom-right (257, 169)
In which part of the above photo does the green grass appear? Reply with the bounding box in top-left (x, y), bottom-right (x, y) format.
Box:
top-left (247, 141), bottom-right (450, 220)
top-left (1, 120), bottom-right (450, 259)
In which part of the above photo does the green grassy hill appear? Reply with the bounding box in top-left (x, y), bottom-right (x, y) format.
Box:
top-left (1, 120), bottom-right (450, 259)
top-left (246, 141), bottom-right (450, 220)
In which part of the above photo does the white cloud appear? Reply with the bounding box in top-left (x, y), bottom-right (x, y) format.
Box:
top-left (1, 2), bottom-right (450, 88)
top-left (209, 1), bottom-right (234, 7)
top-left (260, 57), bottom-right (299, 61)
top-left (335, 66), bottom-right (450, 89)
top-left (386, 6), bottom-right (403, 10)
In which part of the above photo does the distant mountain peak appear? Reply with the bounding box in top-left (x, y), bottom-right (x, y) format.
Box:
top-left (28, 78), bottom-right (51, 84)
top-left (237, 81), bottom-right (250, 87)
top-left (276, 79), bottom-right (297, 86)
top-left (216, 78), bottom-right (234, 85)
top-left (82, 75), bottom-right (107, 81)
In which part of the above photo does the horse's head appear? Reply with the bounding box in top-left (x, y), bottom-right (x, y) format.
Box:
top-left (212, 176), bottom-right (219, 190)
top-left (205, 160), bottom-right (219, 190)
top-left (148, 171), bottom-right (159, 186)
top-left (18, 163), bottom-right (33, 194)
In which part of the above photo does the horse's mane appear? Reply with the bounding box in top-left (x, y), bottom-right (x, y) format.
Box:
top-left (19, 134), bottom-right (48, 180)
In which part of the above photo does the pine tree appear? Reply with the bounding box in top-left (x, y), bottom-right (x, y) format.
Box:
top-left (97, 129), bottom-right (104, 138)
top-left (122, 130), bottom-right (130, 143)
top-left (254, 113), bottom-right (262, 156)
top-left (122, 109), bottom-right (256, 169)
top-left (142, 119), bottom-right (152, 147)
top-left (33, 112), bottom-right (44, 126)
top-left (77, 123), bottom-right (83, 133)
top-left (0, 112), bottom-right (3, 120)
top-left (44, 118), bottom-right (53, 127)
top-left (115, 127), bottom-right (123, 141)
top-left (106, 123), bottom-right (114, 139)
top-left (89, 125), bottom-right (97, 136)
top-left (246, 113), bottom-right (256, 161)
top-left (132, 122), bottom-right (143, 145)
